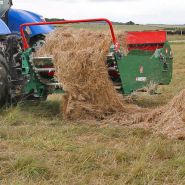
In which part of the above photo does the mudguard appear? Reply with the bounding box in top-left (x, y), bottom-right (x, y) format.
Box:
top-left (7, 8), bottom-right (54, 37)
top-left (0, 18), bottom-right (10, 35)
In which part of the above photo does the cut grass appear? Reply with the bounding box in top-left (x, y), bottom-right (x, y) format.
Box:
top-left (1, 103), bottom-right (185, 184)
top-left (0, 32), bottom-right (185, 184)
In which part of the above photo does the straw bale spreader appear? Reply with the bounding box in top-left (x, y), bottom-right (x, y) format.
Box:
top-left (0, 18), bottom-right (173, 106)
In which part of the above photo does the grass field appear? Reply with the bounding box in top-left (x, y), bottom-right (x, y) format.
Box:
top-left (65, 23), bottom-right (185, 32)
top-left (0, 27), bottom-right (185, 184)
top-left (70, 23), bottom-right (161, 31)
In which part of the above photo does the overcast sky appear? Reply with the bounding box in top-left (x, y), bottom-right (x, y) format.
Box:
top-left (13, 0), bottom-right (185, 24)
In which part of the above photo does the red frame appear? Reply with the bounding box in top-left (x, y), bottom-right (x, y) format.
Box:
top-left (126, 31), bottom-right (166, 45)
top-left (126, 31), bottom-right (166, 51)
top-left (20, 18), bottom-right (119, 51)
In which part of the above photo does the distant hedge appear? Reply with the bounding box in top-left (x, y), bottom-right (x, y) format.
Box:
top-left (45, 18), bottom-right (65, 22)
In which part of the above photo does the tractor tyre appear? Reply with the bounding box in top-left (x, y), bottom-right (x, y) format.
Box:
top-left (0, 54), bottom-right (10, 107)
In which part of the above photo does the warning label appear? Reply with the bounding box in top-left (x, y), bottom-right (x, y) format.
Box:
top-left (136, 77), bottom-right (147, 82)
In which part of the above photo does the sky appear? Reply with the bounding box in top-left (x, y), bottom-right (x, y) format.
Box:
top-left (13, 0), bottom-right (185, 24)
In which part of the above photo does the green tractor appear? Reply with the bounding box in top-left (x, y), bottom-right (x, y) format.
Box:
top-left (0, 18), bottom-right (173, 107)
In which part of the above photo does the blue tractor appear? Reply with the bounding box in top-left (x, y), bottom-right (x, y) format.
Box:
top-left (0, 0), bottom-right (54, 106)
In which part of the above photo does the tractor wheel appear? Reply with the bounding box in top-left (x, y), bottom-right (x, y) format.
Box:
top-left (0, 55), bottom-right (10, 107)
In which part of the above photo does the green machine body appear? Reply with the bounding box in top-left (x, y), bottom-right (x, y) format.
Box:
top-left (20, 30), bottom-right (173, 99)
top-left (108, 31), bottom-right (173, 94)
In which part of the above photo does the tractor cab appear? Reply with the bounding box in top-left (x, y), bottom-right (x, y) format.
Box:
top-left (0, 0), bottom-right (12, 17)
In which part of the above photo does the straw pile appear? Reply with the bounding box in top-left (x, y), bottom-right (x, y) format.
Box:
top-left (36, 27), bottom-right (124, 119)
top-left (134, 90), bottom-right (185, 139)
top-left (36, 27), bottom-right (185, 139)
top-left (104, 89), bottom-right (185, 139)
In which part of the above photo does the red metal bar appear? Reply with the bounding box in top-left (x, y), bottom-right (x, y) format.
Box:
top-left (20, 18), bottom-right (119, 50)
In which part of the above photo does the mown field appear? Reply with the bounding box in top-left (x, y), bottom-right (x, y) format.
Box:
top-left (0, 26), bottom-right (185, 185)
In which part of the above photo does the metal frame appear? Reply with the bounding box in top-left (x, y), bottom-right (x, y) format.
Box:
top-left (20, 18), bottom-right (119, 50)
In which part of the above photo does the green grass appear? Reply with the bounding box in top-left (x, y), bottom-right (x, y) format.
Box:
top-left (0, 30), bottom-right (185, 184)
top-left (1, 103), bottom-right (185, 184)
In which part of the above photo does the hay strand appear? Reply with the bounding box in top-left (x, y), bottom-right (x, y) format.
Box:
top-left (36, 27), bottom-right (125, 119)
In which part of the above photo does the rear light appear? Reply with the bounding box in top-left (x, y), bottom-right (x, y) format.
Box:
top-left (40, 65), bottom-right (55, 77)
top-left (47, 71), bottom-right (55, 77)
